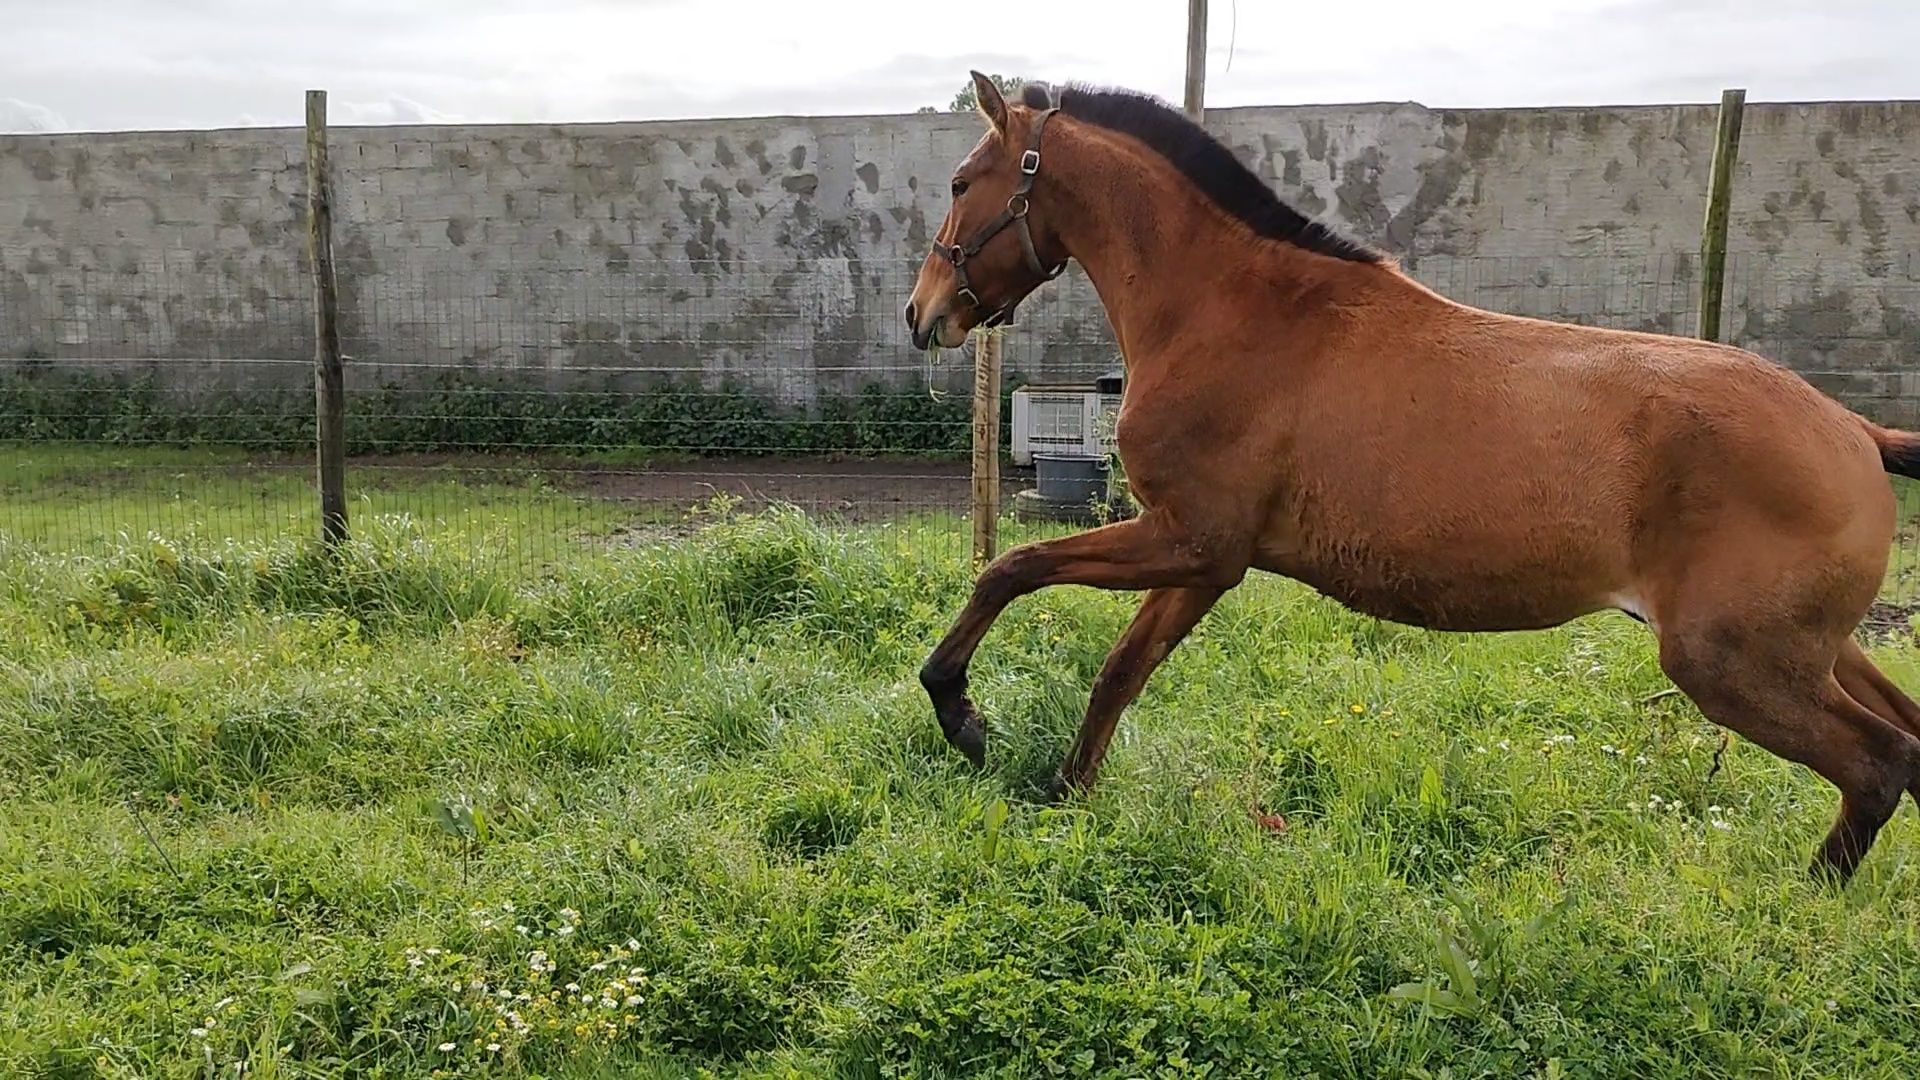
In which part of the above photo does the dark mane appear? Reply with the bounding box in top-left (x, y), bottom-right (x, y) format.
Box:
top-left (1019, 81), bottom-right (1382, 264)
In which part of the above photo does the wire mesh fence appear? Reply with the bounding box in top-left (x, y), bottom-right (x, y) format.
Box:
top-left (3, 244), bottom-right (1919, 601)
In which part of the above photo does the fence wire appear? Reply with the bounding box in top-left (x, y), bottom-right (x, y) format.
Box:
top-left (2, 245), bottom-right (1918, 602)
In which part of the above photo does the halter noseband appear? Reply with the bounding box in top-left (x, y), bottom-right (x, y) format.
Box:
top-left (938, 107), bottom-right (1068, 328)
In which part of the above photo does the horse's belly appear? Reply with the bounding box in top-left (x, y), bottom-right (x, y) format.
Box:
top-left (1255, 542), bottom-right (1613, 633)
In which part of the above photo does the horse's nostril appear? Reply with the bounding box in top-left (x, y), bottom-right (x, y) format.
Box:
top-left (904, 301), bottom-right (919, 329)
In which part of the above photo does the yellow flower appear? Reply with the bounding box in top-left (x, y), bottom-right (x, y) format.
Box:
top-left (1350, 703), bottom-right (1366, 714)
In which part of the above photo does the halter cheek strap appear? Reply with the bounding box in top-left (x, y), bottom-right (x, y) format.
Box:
top-left (938, 107), bottom-right (1069, 328)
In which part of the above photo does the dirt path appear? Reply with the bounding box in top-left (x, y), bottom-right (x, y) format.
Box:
top-left (335, 453), bottom-right (1028, 521)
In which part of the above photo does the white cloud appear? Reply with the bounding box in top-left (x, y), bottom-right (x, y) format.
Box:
top-left (330, 95), bottom-right (460, 126)
top-left (0, 97), bottom-right (67, 133)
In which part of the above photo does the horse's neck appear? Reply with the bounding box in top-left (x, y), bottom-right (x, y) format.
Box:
top-left (1047, 143), bottom-right (1336, 359)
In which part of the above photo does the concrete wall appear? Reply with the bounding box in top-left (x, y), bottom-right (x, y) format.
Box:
top-left (2, 99), bottom-right (1918, 420)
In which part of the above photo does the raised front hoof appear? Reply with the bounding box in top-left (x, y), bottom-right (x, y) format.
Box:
top-left (939, 701), bottom-right (987, 770)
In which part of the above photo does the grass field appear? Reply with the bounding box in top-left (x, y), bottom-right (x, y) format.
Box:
top-left (5, 445), bottom-right (1920, 1079)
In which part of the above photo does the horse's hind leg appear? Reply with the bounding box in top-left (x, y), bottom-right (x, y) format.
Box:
top-left (1835, 638), bottom-right (1920, 742)
top-left (1658, 620), bottom-right (1920, 883)
top-left (1047, 586), bottom-right (1223, 799)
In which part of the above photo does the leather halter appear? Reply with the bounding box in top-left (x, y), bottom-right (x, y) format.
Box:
top-left (937, 107), bottom-right (1068, 328)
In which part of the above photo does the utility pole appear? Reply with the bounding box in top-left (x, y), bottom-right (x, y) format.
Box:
top-left (1184, 0), bottom-right (1207, 121)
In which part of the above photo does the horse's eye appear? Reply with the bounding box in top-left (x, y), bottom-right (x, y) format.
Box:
top-left (951, 177), bottom-right (969, 197)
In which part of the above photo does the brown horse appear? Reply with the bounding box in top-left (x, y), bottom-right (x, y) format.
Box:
top-left (903, 71), bottom-right (1920, 883)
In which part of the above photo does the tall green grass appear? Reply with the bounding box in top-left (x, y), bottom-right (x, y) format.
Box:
top-left (2, 459), bottom-right (1919, 1078)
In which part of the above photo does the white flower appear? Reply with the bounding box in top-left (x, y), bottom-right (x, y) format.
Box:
top-left (601, 997), bottom-right (618, 1009)
top-left (555, 925), bottom-right (576, 938)
top-left (1634, 754), bottom-right (1650, 765)
top-left (1601, 743), bottom-right (1620, 755)
top-left (624, 994), bottom-right (643, 1006)
top-left (190, 1028), bottom-right (209, 1039)
top-left (408, 956), bottom-right (424, 968)
top-left (487, 1042), bottom-right (502, 1052)
top-left (565, 982), bottom-right (580, 993)
top-left (589, 962), bottom-right (608, 972)
top-left (438, 1042), bottom-right (456, 1052)
top-left (1711, 820), bottom-right (1732, 831)
top-left (626, 938), bottom-right (640, 951)
top-left (424, 948), bottom-right (440, 956)
top-left (500, 901), bottom-right (516, 913)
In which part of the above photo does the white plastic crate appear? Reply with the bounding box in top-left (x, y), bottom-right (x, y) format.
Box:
top-left (1010, 385), bottom-right (1121, 465)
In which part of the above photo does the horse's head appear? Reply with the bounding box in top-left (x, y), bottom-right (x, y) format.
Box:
top-left (904, 71), bottom-right (1070, 350)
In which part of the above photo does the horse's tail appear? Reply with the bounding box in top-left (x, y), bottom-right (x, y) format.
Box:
top-left (1867, 422), bottom-right (1920, 480)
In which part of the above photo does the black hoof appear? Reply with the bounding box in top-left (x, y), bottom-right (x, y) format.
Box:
top-left (1808, 853), bottom-right (1857, 888)
top-left (1042, 772), bottom-right (1081, 805)
top-left (940, 700), bottom-right (987, 769)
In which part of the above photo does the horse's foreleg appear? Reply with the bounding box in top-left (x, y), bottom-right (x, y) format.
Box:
top-left (1048, 585), bottom-right (1223, 797)
top-left (918, 513), bottom-right (1242, 767)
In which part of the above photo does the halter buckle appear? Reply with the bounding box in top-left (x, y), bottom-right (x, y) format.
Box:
top-left (1006, 194), bottom-right (1029, 219)
top-left (946, 244), bottom-right (967, 266)
top-left (1020, 149), bottom-right (1041, 175)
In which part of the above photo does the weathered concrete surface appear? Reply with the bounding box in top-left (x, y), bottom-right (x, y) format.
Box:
top-left (2, 99), bottom-right (1917, 421)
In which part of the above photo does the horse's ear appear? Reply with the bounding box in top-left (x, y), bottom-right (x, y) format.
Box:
top-left (969, 70), bottom-right (1008, 135)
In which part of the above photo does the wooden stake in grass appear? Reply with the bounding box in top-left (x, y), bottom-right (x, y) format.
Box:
top-left (971, 328), bottom-right (1003, 569)
top-left (1696, 87), bottom-right (1746, 343)
top-left (306, 88), bottom-right (349, 549)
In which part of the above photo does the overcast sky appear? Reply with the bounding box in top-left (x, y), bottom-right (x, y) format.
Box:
top-left (2, 0), bottom-right (1916, 133)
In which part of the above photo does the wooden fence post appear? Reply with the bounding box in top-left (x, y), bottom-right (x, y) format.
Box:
top-left (971, 328), bottom-right (1003, 568)
top-left (306, 89), bottom-right (348, 548)
top-left (1183, 0), bottom-right (1208, 122)
top-left (1696, 87), bottom-right (1746, 342)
